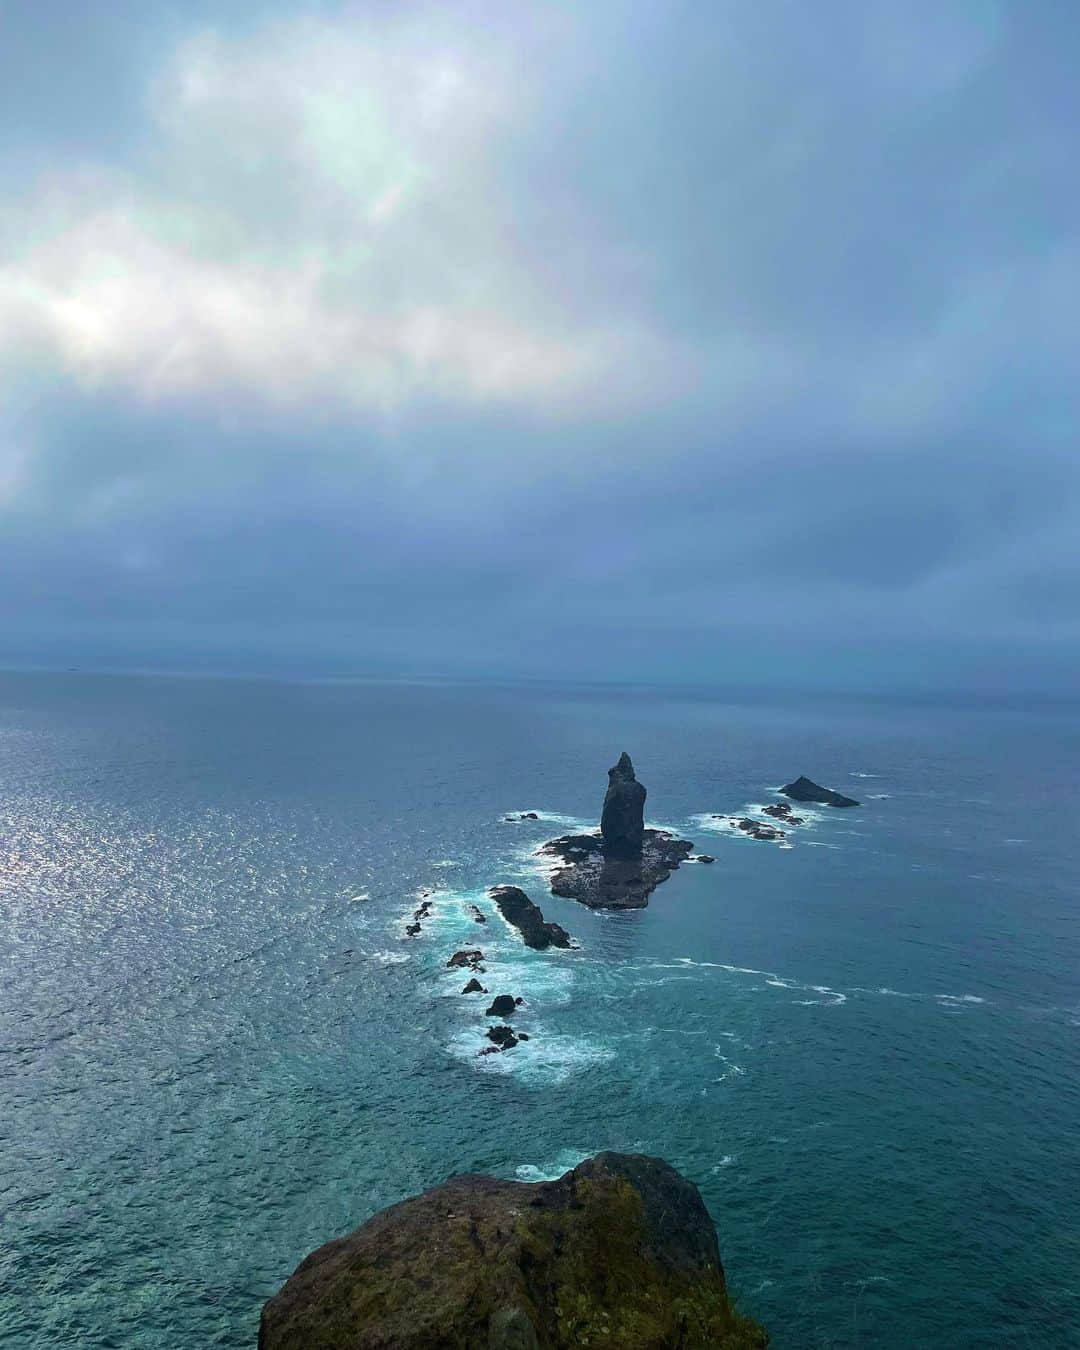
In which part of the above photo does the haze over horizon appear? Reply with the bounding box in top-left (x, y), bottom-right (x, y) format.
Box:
top-left (1, 2), bottom-right (1077, 694)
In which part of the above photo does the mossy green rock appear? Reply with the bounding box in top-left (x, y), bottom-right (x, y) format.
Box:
top-left (259, 1152), bottom-right (767, 1349)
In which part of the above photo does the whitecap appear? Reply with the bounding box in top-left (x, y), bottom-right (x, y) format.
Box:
top-left (448, 1026), bottom-right (615, 1085)
top-left (515, 1149), bottom-right (595, 1183)
top-left (710, 1155), bottom-right (737, 1171)
top-left (368, 949), bottom-right (410, 965)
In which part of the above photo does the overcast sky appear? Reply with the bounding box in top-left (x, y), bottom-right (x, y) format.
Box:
top-left (0, 1), bottom-right (1076, 692)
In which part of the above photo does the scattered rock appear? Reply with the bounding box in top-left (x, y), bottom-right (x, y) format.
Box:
top-left (447, 949), bottom-right (485, 972)
top-left (762, 802), bottom-right (804, 825)
top-left (485, 994), bottom-right (518, 1018)
top-left (690, 854), bottom-right (716, 863)
top-left (732, 818), bottom-right (786, 842)
top-left (485, 1024), bottom-right (519, 1050)
top-left (461, 978), bottom-right (487, 994)
top-left (503, 811), bottom-right (540, 822)
top-left (780, 775), bottom-right (859, 808)
top-left (466, 904), bottom-right (487, 924)
top-left (404, 922), bottom-right (421, 937)
top-left (518, 1032), bottom-right (530, 1040)
top-left (258, 1152), bottom-right (768, 1350)
top-left (490, 885), bottom-right (573, 950)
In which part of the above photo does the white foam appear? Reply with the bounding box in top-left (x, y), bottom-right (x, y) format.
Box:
top-left (850, 772), bottom-right (881, 778)
top-left (713, 1048), bottom-right (746, 1082)
top-left (935, 994), bottom-right (987, 1005)
top-left (515, 1149), bottom-right (595, 1183)
top-left (368, 949), bottom-right (410, 965)
top-left (710, 1155), bottom-right (737, 1171)
top-left (432, 859), bottom-right (460, 868)
top-left (448, 1025), bottom-right (615, 1084)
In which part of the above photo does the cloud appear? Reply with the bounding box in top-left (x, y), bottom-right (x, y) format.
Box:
top-left (0, 9), bottom-right (684, 415)
top-left (0, 1), bottom-right (1077, 690)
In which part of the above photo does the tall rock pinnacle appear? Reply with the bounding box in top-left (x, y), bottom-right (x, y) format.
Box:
top-left (600, 751), bottom-right (647, 857)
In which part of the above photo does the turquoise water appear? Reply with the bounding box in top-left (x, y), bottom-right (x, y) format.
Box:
top-left (1, 673), bottom-right (1077, 1348)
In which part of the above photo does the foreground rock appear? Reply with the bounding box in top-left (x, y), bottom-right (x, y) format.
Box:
top-left (490, 886), bottom-right (573, 950)
top-left (780, 776), bottom-right (859, 808)
top-left (540, 753), bottom-right (695, 908)
top-left (259, 1152), bottom-right (767, 1350)
top-left (541, 829), bottom-right (694, 909)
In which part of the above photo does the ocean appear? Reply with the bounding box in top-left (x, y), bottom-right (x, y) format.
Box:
top-left (1, 672), bottom-right (1077, 1348)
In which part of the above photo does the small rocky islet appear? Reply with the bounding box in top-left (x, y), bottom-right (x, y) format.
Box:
top-left (539, 751), bottom-right (696, 908)
top-left (259, 1152), bottom-right (768, 1349)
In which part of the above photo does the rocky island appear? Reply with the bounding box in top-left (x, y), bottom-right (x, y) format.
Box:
top-left (258, 1151), bottom-right (767, 1349)
top-left (779, 775), bottom-right (859, 808)
top-left (539, 752), bottom-right (694, 908)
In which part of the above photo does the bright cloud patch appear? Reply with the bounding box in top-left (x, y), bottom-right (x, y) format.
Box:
top-left (0, 15), bottom-right (672, 412)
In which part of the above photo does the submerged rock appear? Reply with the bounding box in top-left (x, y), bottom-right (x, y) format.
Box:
top-left (259, 1152), bottom-right (767, 1349)
top-left (465, 904), bottom-right (487, 924)
top-left (601, 751), bottom-right (647, 858)
top-left (690, 854), bottom-right (716, 863)
top-left (780, 776), bottom-right (859, 808)
top-left (490, 886), bottom-right (573, 950)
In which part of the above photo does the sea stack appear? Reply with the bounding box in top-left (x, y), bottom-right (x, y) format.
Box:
top-left (600, 751), bottom-right (647, 857)
top-left (259, 1152), bottom-right (767, 1349)
top-left (538, 753), bottom-right (694, 908)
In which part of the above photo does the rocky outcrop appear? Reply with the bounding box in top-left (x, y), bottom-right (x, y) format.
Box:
top-left (461, 978), bottom-right (486, 994)
top-left (780, 776), bottom-right (859, 808)
top-left (761, 802), bottom-right (803, 825)
top-left (490, 886), bottom-right (573, 950)
top-left (259, 1152), bottom-right (767, 1350)
top-left (601, 751), bottom-right (647, 857)
top-left (485, 994), bottom-right (522, 1017)
top-left (540, 754), bottom-right (695, 908)
top-left (484, 1024), bottom-right (520, 1051)
top-left (446, 949), bottom-right (485, 972)
top-left (540, 829), bottom-right (694, 909)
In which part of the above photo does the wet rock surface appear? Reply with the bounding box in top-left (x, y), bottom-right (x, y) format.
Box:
top-left (258, 1152), bottom-right (767, 1350)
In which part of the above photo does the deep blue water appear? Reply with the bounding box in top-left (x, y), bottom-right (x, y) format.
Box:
top-left (1, 672), bottom-right (1077, 1348)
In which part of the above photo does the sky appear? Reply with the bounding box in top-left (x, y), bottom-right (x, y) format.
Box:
top-left (0, 0), bottom-right (1077, 693)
